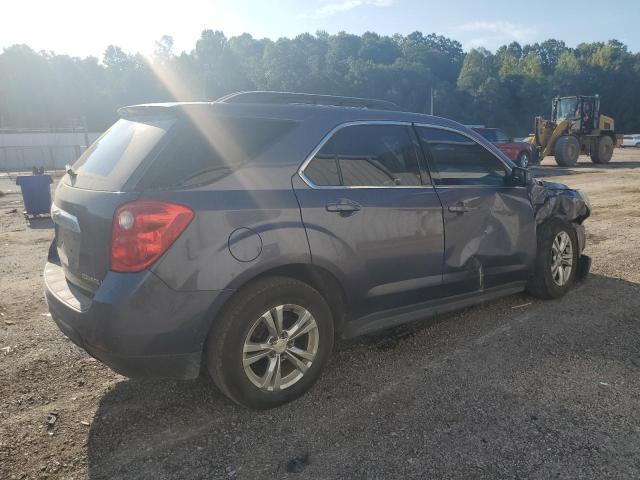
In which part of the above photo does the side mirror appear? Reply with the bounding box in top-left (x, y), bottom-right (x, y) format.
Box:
top-left (509, 166), bottom-right (530, 186)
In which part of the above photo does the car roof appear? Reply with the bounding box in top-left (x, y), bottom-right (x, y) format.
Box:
top-left (118, 92), bottom-right (513, 168)
top-left (119, 91), bottom-right (468, 132)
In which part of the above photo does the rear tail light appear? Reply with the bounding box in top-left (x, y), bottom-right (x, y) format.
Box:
top-left (111, 200), bottom-right (194, 273)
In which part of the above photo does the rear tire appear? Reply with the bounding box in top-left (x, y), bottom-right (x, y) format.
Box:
top-left (554, 135), bottom-right (580, 167)
top-left (590, 135), bottom-right (614, 164)
top-left (527, 220), bottom-right (579, 299)
top-left (205, 277), bottom-right (334, 409)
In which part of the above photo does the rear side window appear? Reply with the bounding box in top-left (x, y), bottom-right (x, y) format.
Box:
top-left (303, 124), bottom-right (423, 187)
top-left (417, 127), bottom-right (507, 187)
top-left (140, 116), bottom-right (296, 189)
top-left (70, 118), bottom-right (174, 191)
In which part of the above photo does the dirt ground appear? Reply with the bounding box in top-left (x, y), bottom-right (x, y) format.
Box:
top-left (1, 150), bottom-right (640, 480)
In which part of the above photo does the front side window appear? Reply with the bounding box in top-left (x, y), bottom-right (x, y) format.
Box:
top-left (303, 124), bottom-right (423, 187)
top-left (417, 127), bottom-right (507, 187)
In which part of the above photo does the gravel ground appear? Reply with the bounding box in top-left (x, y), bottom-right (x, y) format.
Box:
top-left (1, 150), bottom-right (640, 479)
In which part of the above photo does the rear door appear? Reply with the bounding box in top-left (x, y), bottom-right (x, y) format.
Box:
top-left (294, 122), bottom-right (444, 317)
top-left (415, 125), bottom-right (535, 295)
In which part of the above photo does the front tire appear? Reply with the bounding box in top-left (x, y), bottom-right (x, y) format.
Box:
top-left (554, 135), bottom-right (580, 167)
top-left (527, 220), bottom-right (579, 299)
top-left (205, 277), bottom-right (334, 409)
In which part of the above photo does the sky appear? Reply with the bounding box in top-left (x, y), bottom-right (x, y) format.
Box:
top-left (1, 0), bottom-right (638, 58)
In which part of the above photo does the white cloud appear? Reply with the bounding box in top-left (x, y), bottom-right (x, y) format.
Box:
top-left (313, 0), bottom-right (394, 18)
top-left (458, 20), bottom-right (536, 50)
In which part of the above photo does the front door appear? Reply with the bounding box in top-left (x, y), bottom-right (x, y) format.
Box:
top-left (415, 125), bottom-right (536, 295)
top-left (294, 122), bottom-right (445, 318)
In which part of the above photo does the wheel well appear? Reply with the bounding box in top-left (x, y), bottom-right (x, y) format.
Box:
top-left (236, 264), bottom-right (349, 334)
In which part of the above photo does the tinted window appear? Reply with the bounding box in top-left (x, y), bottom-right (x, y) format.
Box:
top-left (141, 116), bottom-right (295, 189)
top-left (70, 118), bottom-right (174, 191)
top-left (304, 124), bottom-right (422, 187)
top-left (417, 127), bottom-right (507, 186)
top-left (303, 152), bottom-right (340, 186)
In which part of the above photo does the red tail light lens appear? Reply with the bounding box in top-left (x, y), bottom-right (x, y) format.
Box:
top-left (111, 201), bottom-right (194, 273)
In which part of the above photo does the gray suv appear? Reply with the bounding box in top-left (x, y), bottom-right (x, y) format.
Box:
top-left (45, 92), bottom-right (591, 409)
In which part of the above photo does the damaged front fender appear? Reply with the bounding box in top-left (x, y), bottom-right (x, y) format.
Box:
top-left (528, 178), bottom-right (591, 226)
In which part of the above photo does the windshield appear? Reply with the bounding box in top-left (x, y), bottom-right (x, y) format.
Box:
top-left (556, 98), bottom-right (579, 121)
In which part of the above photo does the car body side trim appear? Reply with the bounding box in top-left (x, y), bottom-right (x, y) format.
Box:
top-left (342, 281), bottom-right (527, 338)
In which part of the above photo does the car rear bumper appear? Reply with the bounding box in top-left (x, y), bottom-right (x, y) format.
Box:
top-left (44, 261), bottom-right (231, 379)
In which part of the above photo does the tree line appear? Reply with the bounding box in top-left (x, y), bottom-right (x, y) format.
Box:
top-left (0, 31), bottom-right (638, 136)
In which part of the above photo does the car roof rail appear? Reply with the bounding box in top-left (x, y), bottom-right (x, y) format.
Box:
top-left (215, 91), bottom-right (400, 111)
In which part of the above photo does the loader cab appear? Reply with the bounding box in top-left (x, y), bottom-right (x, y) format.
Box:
top-left (552, 95), bottom-right (600, 133)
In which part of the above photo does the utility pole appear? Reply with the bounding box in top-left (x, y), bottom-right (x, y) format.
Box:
top-left (430, 87), bottom-right (434, 116)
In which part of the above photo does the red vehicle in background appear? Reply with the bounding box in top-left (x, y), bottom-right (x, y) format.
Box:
top-left (471, 127), bottom-right (538, 168)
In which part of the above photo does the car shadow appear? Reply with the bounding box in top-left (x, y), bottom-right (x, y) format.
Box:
top-left (26, 216), bottom-right (54, 229)
top-left (86, 273), bottom-right (640, 480)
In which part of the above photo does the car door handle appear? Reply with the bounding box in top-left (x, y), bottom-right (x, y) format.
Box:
top-left (448, 204), bottom-right (471, 214)
top-left (326, 201), bottom-right (361, 214)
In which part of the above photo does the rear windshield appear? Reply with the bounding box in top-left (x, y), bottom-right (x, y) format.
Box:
top-left (68, 118), bottom-right (174, 191)
top-left (67, 114), bottom-right (295, 191)
top-left (138, 116), bottom-right (296, 189)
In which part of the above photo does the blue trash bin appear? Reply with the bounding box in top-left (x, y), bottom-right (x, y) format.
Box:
top-left (16, 175), bottom-right (53, 216)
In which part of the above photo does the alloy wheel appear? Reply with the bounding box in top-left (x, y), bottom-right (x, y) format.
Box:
top-left (242, 304), bottom-right (319, 392)
top-left (551, 231), bottom-right (573, 286)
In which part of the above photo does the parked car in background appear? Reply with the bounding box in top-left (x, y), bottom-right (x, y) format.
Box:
top-left (472, 127), bottom-right (538, 168)
top-left (45, 92), bottom-right (591, 409)
top-left (622, 134), bottom-right (640, 147)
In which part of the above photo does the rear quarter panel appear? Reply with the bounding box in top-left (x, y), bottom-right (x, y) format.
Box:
top-left (149, 170), bottom-right (312, 292)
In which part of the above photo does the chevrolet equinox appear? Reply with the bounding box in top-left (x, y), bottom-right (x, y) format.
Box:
top-left (45, 91), bottom-right (591, 409)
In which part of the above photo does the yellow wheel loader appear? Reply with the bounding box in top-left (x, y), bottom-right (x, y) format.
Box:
top-left (526, 95), bottom-right (620, 167)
